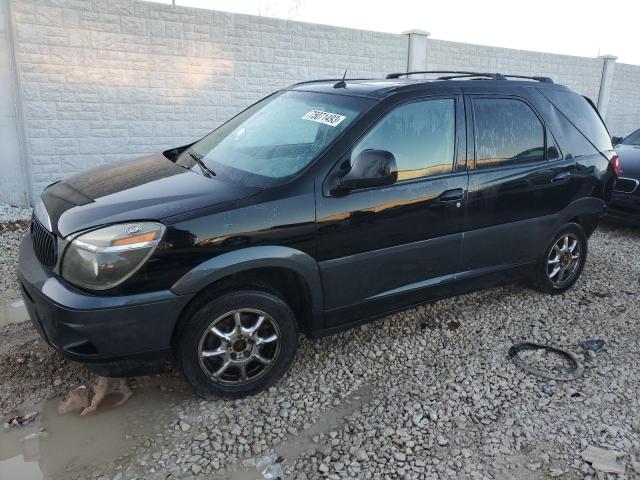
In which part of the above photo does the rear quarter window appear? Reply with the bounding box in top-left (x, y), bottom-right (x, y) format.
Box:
top-left (539, 89), bottom-right (612, 152)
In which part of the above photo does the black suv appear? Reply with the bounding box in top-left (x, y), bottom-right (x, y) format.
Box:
top-left (18, 71), bottom-right (617, 398)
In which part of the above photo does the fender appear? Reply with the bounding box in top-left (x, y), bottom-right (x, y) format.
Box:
top-left (551, 196), bottom-right (607, 232)
top-left (170, 245), bottom-right (324, 323)
top-left (528, 196), bottom-right (607, 258)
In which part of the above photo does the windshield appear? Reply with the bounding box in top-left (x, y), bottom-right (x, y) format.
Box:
top-left (177, 90), bottom-right (372, 187)
top-left (622, 129), bottom-right (640, 145)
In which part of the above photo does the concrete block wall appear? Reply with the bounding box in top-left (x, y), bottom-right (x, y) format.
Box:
top-left (2, 0), bottom-right (640, 205)
top-left (607, 63), bottom-right (640, 136)
top-left (425, 39), bottom-right (640, 137)
top-left (426, 39), bottom-right (604, 103)
top-left (9, 0), bottom-right (407, 196)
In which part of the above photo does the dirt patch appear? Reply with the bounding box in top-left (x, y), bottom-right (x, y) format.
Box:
top-left (0, 220), bottom-right (30, 236)
top-left (0, 322), bottom-right (90, 414)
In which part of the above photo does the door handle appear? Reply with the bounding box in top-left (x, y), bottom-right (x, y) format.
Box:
top-left (551, 171), bottom-right (571, 183)
top-left (438, 188), bottom-right (465, 202)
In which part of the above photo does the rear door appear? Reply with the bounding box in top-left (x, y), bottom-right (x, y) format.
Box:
top-left (315, 95), bottom-right (468, 328)
top-left (461, 93), bottom-right (578, 272)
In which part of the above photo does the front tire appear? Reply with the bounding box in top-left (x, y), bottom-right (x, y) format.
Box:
top-left (534, 223), bottom-right (588, 294)
top-left (178, 289), bottom-right (299, 398)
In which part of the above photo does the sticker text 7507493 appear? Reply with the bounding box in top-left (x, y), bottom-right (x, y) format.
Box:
top-left (301, 110), bottom-right (346, 127)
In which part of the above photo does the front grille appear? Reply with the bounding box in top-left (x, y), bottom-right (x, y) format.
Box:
top-left (31, 218), bottom-right (58, 269)
top-left (614, 177), bottom-right (639, 194)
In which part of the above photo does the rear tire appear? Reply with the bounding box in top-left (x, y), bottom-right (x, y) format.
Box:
top-left (533, 223), bottom-right (587, 294)
top-left (178, 289), bottom-right (299, 398)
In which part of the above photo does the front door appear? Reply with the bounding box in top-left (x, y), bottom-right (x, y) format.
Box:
top-left (315, 95), bottom-right (469, 328)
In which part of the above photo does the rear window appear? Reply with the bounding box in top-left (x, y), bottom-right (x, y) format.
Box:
top-left (539, 89), bottom-right (612, 152)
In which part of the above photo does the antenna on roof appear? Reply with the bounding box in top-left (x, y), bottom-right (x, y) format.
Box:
top-left (333, 69), bottom-right (348, 88)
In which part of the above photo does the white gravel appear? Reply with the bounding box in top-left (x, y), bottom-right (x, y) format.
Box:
top-left (1, 212), bottom-right (639, 480)
top-left (0, 205), bottom-right (31, 302)
top-left (0, 205), bottom-right (31, 223)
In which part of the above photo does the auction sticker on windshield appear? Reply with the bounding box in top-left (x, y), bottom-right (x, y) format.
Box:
top-left (302, 110), bottom-right (346, 127)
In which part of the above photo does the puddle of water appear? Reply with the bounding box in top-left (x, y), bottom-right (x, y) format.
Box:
top-left (0, 379), bottom-right (188, 480)
top-left (0, 298), bottom-right (28, 328)
top-left (219, 385), bottom-right (373, 480)
top-left (0, 454), bottom-right (43, 480)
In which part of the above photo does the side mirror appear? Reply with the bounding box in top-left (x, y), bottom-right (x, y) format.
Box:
top-left (612, 136), bottom-right (624, 146)
top-left (334, 149), bottom-right (398, 193)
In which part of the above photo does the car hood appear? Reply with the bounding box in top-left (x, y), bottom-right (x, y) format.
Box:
top-left (617, 144), bottom-right (640, 179)
top-left (40, 153), bottom-right (261, 237)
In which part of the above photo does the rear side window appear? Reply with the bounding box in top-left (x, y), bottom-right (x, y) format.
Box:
top-left (473, 98), bottom-right (545, 169)
top-left (539, 89), bottom-right (613, 152)
top-left (352, 99), bottom-right (455, 181)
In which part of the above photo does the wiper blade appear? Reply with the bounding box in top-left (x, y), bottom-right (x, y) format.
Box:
top-left (187, 149), bottom-right (215, 178)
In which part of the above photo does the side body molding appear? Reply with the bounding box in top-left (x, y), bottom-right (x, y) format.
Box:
top-left (170, 245), bottom-right (324, 325)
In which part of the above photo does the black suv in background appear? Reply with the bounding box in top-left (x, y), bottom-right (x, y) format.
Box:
top-left (19, 71), bottom-right (617, 398)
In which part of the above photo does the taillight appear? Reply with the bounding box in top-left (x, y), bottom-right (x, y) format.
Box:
top-left (609, 154), bottom-right (622, 176)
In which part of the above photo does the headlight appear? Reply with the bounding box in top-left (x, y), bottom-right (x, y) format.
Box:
top-left (62, 222), bottom-right (165, 290)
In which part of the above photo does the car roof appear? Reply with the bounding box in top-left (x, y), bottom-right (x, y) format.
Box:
top-left (287, 77), bottom-right (572, 99)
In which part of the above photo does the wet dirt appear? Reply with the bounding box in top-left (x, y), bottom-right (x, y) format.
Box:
top-left (0, 377), bottom-right (190, 480)
top-left (0, 297), bottom-right (28, 329)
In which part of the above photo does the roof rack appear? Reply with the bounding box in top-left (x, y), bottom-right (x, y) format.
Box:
top-left (437, 73), bottom-right (505, 81)
top-left (386, 70), bottom-right (506, 80)
top-left (500, 74), bottom-right (554, 84)
top-left (292, 78), bottom-right (369, 86)
top-left (385, 70), bottom-right (554, 83)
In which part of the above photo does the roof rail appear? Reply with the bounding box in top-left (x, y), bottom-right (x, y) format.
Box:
top-left (500, 74), bottom-right (554, 84)
top-left (385, 70), bottom-right (554, 83)
top-left (292, 78), bottom-right (370, 86)
top-left (386, 70), bottom-right (506, 80)
top-left (437, 73), bottom-right (504, 81)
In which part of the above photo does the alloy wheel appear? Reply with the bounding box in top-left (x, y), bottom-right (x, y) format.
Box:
top-left (547, 233), bottom-right (582, 287)
top-left (197, 308), bottom-right (281, 385)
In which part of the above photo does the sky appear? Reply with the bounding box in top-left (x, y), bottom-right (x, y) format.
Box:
top-left (152, 0), bottom-right (640, 66)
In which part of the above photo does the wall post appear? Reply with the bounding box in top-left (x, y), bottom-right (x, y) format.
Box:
top-left (597, 54), bottom-right (617, 122)
top-left (0, 0), bottom-right (31, 206)
top-left (403, 29), bottom-right (430, 77)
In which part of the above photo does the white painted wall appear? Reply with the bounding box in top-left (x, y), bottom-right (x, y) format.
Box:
top-left (0, 0), bottom-right (29, 206)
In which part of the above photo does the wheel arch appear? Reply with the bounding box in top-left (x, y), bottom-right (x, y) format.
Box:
top-left (170, 246), bottom-right (323, 342)
top-left (554, 197), bottom-right (605, 238)
top-left (569, 213), bottom-right (599, 237)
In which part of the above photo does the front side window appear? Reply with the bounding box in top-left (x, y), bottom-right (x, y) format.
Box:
top-left (473, 98), bottom-right (545, 169)
top-left (351, 99), bottom-right (456, 182)
top-left (180, 91), bottom-right (372, 187)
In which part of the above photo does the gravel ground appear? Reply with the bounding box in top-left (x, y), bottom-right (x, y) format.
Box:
top-left (0, 205), bottom-right (30, 303)
top-left (1, 210), bottom-right (638, 479)
top-left (0, 208), bottom-right (91, 413)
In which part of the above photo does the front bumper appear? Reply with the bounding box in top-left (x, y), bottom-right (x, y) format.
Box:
top-left (18, 233), bottom-right (194, 376)
top-left (604, 191), bottom-right (640, 226)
